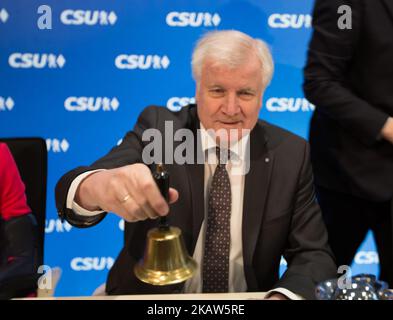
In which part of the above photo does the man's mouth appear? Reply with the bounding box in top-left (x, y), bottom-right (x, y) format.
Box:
top-left (220, 121), bottom-right (241, 125)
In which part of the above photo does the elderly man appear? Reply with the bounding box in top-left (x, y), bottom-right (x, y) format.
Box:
top-left (56, 30), bottom-right (336, 299)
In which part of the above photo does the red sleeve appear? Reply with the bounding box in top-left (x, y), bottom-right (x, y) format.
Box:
top-left (0, 143), bottom-right (31, 220)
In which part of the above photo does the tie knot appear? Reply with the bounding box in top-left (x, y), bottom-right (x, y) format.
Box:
top-left (216, 147), bottom-right (230, 165)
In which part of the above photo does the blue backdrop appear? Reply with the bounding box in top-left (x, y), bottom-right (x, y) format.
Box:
top-left (0, 0), bottom-right (378, 296)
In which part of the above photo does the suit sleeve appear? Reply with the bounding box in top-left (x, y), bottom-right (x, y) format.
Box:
top-left (55, 106), bottom-right (159, 227)
top-left (273, 142), bottom-right (337, 300)
top-left (303, 0), bottom-right (389, 146)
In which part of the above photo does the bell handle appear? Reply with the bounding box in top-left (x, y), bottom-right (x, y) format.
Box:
top-left (153, 164), bottom-right (170, 230)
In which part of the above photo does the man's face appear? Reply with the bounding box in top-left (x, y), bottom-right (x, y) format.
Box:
top-left (196, 54), bottom-right (264, 143)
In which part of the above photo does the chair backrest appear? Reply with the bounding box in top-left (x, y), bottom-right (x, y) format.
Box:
top-left (0, 137), bottom-right (47, 267)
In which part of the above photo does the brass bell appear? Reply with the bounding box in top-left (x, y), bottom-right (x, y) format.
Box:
top-left (134, 164), bottom-right (197, 286)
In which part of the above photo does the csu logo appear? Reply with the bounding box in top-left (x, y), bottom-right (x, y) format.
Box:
top-left (0, 97), bottom-right (14, 111)
top-left (166, 12), bottom-right (221, 27)
top-left (71, 257), bottom-right (114, 271)
top-left (8, 53), bottom-right (66, 69)
top-left (45, 219), bottom-right (72, 233)
top-left (115, 55), bottom-right (170, 70)
top-left (65, 97), bottom-right (119, 112)
top-left (268, 14), bottom-right (312, 29)
top-left (167, 97), bottom-right (195, 112)
top-left (119, 219), bottom-right (125, 231)
top-left (46, 139), bottom-right (69, 153)
top-left (354, 251), bottom-right (379, 265)
top-left (61, 10), bottom-right (117, 25)
top-left (266, 98), bottom-right (315, 112)
top-left (0, 8), bottom-right (9, 23)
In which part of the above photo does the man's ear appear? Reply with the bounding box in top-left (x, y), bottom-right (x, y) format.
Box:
top-left (194, 84), bottom-right (200, 104)
top-left (259, 93), bottom-right (264, 110)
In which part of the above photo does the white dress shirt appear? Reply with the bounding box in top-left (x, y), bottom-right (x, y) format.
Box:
top-left (66, 123), bottom-right (303, 299)
top-left (183, 124), bottom-right (249, 293)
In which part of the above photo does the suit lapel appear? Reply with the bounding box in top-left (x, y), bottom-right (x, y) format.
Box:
top-left (242, 123), bottom-right (274, 290)
top-left (187, 161), bottom-right (204, 254)
top-left (184, 110), bottom-right (275, 290)
top-left (382, 0), bottom-right (393, 23)
top-left (185, 108), bottom-right (205, 254)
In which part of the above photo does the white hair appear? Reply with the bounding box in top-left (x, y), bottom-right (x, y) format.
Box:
top-left (191, 30), bottom-right (274, 89)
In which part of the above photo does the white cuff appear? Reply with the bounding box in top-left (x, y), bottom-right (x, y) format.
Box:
top-left (265, 287), bottom-right (305, 300)
top-left (66, 169), bottom-right (106, 217)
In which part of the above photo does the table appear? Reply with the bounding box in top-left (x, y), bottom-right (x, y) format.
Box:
top-left (18, 292), bottom-right (267, 300)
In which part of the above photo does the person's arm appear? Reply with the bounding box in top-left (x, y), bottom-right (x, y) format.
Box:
top-left (55, 106), bottom-right (178, 228)
top-left (273, 142), bottom-right (337, 300)
top-left (0, 144), bottom-right (39, 298)
top-left (0, 214), bottom-right (39, 299)
top-left (303, 0), bottom-right (390, 146)
top-left (55, 107), bottom-right (154, 227)
top-left (0, 143), bottom-right (31, 220)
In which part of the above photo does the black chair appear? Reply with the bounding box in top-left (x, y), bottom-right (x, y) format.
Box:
top-left (0, 137), bottom-right (47, 298)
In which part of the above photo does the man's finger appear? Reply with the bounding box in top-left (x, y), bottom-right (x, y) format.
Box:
top-left (121, 196), bottom-right (149, 221)
top-left (137, 176), bottom-right (169, 216)
top-left (168, 188), bottom-right (179, 204)
top-left (137, 199), bottom-right (160, 219)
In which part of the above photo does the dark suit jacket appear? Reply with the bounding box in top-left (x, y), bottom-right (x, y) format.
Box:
top-left (304, 0), bottom-right (393, 202)
top-left (55, 104), bottom-right (336, 299)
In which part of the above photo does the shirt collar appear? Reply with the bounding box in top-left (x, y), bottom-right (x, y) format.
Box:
top-left (199, 122), bottom-right (250, 161)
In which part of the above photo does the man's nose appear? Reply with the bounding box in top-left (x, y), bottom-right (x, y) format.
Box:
top-left (223, 93), bottom-right (239, 116)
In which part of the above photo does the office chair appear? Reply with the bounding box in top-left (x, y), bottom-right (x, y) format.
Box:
top-left (0, 137), bottom-right (47, 298)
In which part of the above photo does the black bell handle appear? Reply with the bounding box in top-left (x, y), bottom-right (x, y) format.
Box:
top-left (153, 164), bottom-right (170, 230)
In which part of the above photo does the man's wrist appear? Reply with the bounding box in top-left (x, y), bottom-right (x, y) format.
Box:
top-left (381, 117), bottom-right (393, 143)
top-left (75, 171), bottom-right (103, 211)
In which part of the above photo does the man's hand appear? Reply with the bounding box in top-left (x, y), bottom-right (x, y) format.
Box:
top-left (75, 163), bottom-right (179, 222)
top-left (381, 117), bottom-right (393, 144)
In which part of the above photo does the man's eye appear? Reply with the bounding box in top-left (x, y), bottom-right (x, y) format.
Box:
top-left (239, 91), bottom-right (253, 96)
top-left (209, 88), bottom-right (225, 96)
top-left (239, 91), bottom-right (254, 99)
